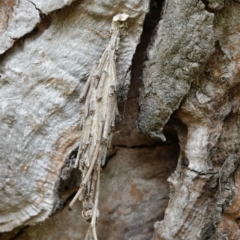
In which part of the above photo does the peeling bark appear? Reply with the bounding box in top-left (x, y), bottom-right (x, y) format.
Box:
top-left (0, 0), bottom-right (40, 54)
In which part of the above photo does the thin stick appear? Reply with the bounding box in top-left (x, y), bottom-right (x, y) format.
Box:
top-left (82, 144), bottom-right (100, 185)
top-left (109, 85), bottom-right (115, 97)
top-left (96, 70), bottom-right (108, 101)
top-left (94, 50), bottom-right (108, 82)
top-left (84, 227), bottom-right (91, 240)
top-left (79, 65), bottom-right (97, 102)
top-left (112, 102), bottom-right (117, 130)
top-left (97, 121), bottom-right (104, 142)
top-left (78, 166), bottom-right (87, 201)
top-left (84, 79), bottom-right (95, 118)
top-left (107, 135), bottom-right (112, 149)
top-left (74, 142), bottom-right (82, 168)
top-left (89, 99), bottom-right (95, 115)
top-left (81, 123), bottom-right (90, 147)
top-left (88, 26), bottom-right (110, 39)
top-left (102, 97), bottom-right (114, 141)
top-left (100, 146), bottom-right (107, 166)
top-left (91, 165), bottom-right (100, 240)
top-left (69, 143), bottom-right (100, 207)
top-left (89, 168), bottom-right (98, 199)
top-left (86, 120), bottom-right (100, 168)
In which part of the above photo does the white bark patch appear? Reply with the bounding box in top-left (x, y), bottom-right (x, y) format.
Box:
top-left (0, 0), bottom-right (40, 54)
top-left (185, 126), bottom-right (210, 172)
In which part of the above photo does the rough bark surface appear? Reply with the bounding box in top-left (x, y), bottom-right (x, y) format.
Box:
top-left (137, 0), bottom-right (215, 140)
top-left (1, 0), bottom-right (240, 239)
top-left (152, 1), bottom-right (240, 240)
top-left (0, 0), bottom-right (149, 233)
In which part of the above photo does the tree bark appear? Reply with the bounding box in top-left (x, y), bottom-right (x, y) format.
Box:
top-left (1, 0), bottom-right (240, 239)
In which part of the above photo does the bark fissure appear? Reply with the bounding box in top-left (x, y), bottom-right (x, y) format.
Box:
top-left (113, 0), bottom-right (166, 147)
top-left (27, 0), bottom-right (42, 15)
top-left (187, 167), bottom-right (219, 176)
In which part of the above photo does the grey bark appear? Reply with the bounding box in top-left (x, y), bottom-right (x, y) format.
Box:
top-left (137, 0), bottom-right (215, 140)
top-left (1, 0), bottom-right (240, 240)
top-left (150, 1), bottom-right (240, 239)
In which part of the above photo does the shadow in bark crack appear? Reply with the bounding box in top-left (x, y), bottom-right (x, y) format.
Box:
top-left (113, 0), bottom-right (165, 147)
